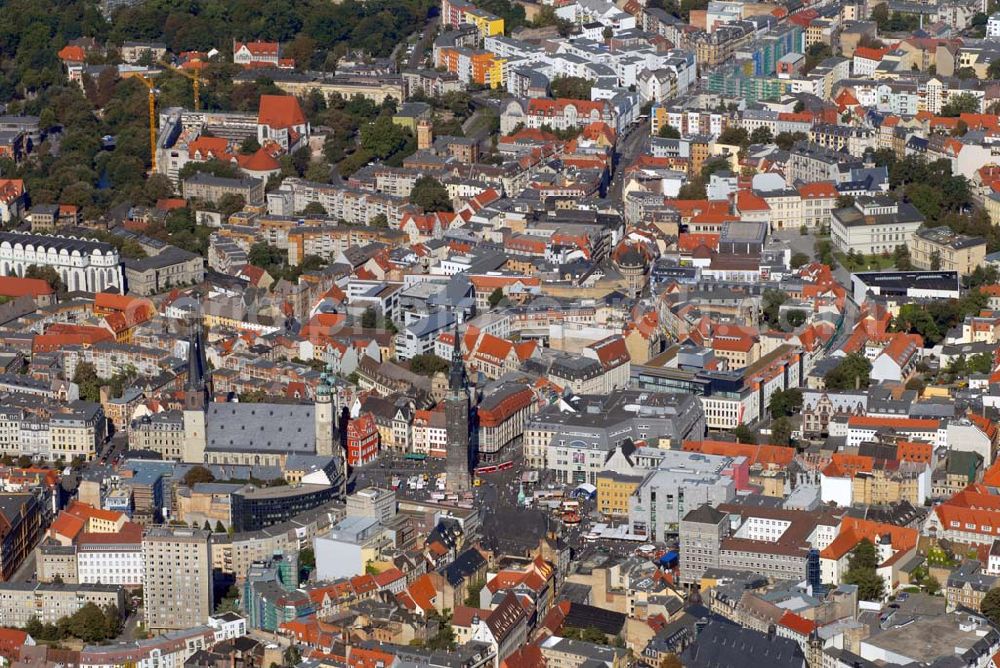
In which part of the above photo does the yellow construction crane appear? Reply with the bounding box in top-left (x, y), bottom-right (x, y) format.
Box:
top-left (134, 75), bottom-right (158, 173)
top-left (166, 63), bottom-right (204, 110)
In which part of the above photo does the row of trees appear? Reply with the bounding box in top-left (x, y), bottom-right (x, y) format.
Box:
top-left (72, 362), bottom-right (138, 402)
top-left (24, 603), bottom-right (122, 643)
top-left (891, 289), bottom-right (988, 346)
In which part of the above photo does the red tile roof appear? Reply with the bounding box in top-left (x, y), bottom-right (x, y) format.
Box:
top-left (0, 276), bottom-right (54, 298)
top-left (778, 610), bottom-right (816, 636)
top-left (527, 98), bottom-right (607, 116)
top-left (797, 181), bottom-right (838, 198)
top-left (235, 41), bottom-right (280, 56)
top-left (683, 440), bottom-right (794, 467)
top-left (58, 45), bottom-right (87, 62)
top-left (257, 95), bottom-right (307, 129)
top-left (848, 416), bottom-right (939, 430)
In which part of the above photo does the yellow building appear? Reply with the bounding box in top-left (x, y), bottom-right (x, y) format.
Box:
top-left (465, 7), bottom-right (504, 38)
top-left (596, 472), bottom-right (643, 519)
top-left (910, 226), bottom-right (987, 276)
top-left (851, 468), bottom-right (924, 506)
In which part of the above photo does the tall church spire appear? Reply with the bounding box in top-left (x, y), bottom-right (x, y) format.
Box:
top-left (448, 317), bottom-right (467, 392)
top-left (184, 312), bottom-right (208, 410)
top-left (445, 316), bottom-right (472, 493)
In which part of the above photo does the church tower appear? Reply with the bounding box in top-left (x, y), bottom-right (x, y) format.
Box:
top-left (445, 321), bottom-right (473, 493)
top-left (182, 314), bottom-right (209, 463)
top-left (315, 372), bottom-right (334, 457)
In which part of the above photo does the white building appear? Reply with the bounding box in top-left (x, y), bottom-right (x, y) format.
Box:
top-left (830, 196), bottom-right (924, 256)
top-left (988, 12), bottom-right (1000, 37)
top-left (77, 532), bottom-right (144, 587)
top-left (0, 232), bottom-right (123, 293)
top-left (313, 515), bottom-right (387, 581)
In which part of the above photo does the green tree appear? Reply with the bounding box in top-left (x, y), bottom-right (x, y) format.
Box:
top-left (282, 645), bottom-right (302, 667)
top-left (488, 287), bottom-right (504, 308)
top-left (981, 588), bottom-right (1000, 624)
top-left (305, 160), bottom-right (332, 182)
top-left (787, 310), bottom-right (807, 328)
top-left (749, 126), bottom-right (773, 145)
top-left (774, 131), bottom-right (807, 151)
top-left (790, 251), bottom-right (809, 268)
top-left (716, 127), bottom-right (749, 148)
top-left (301, 201), bottom-right (328, 215)
top-left (217, 193), bottom-right (245, 217)
top-left (906, 183), bottom-right (942, 222)
top-left (239, 136), bottom-right (261, 154)
top-left (893, 304), bottom-right (942, 344)
top-left (815, 238), bottom-right (835, 266)
top-left (409, 354), bottom-right (450, 376)
top-left (803, 43), bottom-right (832, 74)
top-left (24, 265), bottom-right (63, 292)
top-left (550, 76), bottom-right (593, 100)
top-left (941, 93), bottom-right (981, 117)
top-left (658, 124), bottom-right (681, 139)
top-left (426, 611), bottom-right (456, 650)
top-left (700, 157), bottom-right (730, 180)
top-left (969, 352), bottom-right (994, 374)
top-left (410, 175), bottom-right (453, 212)
top-left (732, 424), bottom-right (757, 444)
top-left (103, 604), bottom-right (121, 638)
top-left (66, 603), bottom-right (114, 642)
top-left (183, 465), bottom-right (216, 487)
top-left (370, 214), bottom-right (388, 228)
top-left (990, 60), bottom-right (1000, 80)
top-left (677, 178), bottom-right (706, 199)
top-left (73, 362), bottom-right (103, 403)
top-left (361, 307), bottom-right (378, 329)
top-left (299, 546), bottom-right (316, 570)
top-left (824, 353), bottom-right (872, 390)
top-left (248, 242), bottom-right (283, 269)
top-left (465, 578), bottom-right (485, 606)
top-left (770, 416), bottom-right (793, 446)
top-left (360, 115), bottom-right (414, 161)
top-left (929, 249), bottom-right (942, 270)
top-left (893, 244), bottom-right (913, 270)
top-left (836, 194), bottom-right (856, 209)
top-left (761, 288), bottom-right (787, 325)
top-left (178, 159), bottom-right (241, 181)
top-left (844, 538), bottom-right (885, 601)
top-left (239, 389), bottom-right (267, 403)
top-left (769, 388), bottom-right (803, 418)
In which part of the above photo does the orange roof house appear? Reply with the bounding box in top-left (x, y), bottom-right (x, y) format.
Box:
top-left (0, 276), bottom-right (54, 300)
top-left (33, 324), bottom-right (114, 354)
top-left (820, 516), bottom-right (918, 583)
top-left (683, 440), bottom-right (794, 468)
top-left (257, 95), bottom-right (307, 130)
top-left (58, 45), bottom-right (87, 63)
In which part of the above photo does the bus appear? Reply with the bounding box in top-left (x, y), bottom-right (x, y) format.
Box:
top-left (404, 453), bottom-right (427, 462)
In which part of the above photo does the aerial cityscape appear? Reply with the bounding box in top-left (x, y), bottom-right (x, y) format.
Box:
top-left (2, 0), bottom-right (1000, 665)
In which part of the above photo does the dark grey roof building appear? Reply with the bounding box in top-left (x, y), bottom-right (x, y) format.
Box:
top-left (681, 620), bottom-right (806, 668)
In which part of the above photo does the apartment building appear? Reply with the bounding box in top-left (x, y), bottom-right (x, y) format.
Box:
top-left (910, 226), bottom-right (986, 276)
top-left (182, 173), bottom-right (264, 206)
top-left (679, 504), bottom-right (728, 585)
top-left (0, 582), bottom-right (124, 626)
top-left (143, 527), bottom-right (213, 633)
top-left (831, 196), bottom-right (925, 255)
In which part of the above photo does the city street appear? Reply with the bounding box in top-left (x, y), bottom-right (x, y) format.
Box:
top-left (610, 117), bottom-right (651, 203)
